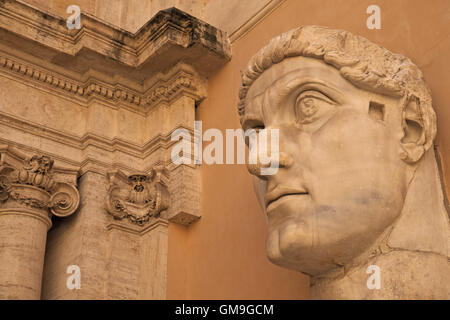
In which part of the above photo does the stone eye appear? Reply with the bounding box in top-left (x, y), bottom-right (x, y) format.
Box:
top-left (243, 119), bottom-right (265, 133)
top-left (295, 90), bottom-right (335, 124)
top-left (242, 119), bottom-right (265, 146)
top-left (252, 125), bottom-right (265, 133)
top-left (300, 98), bottom-right (318, 117)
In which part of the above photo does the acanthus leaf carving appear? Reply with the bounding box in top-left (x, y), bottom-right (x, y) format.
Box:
top-left (15, 155), bottom-right (56, 192)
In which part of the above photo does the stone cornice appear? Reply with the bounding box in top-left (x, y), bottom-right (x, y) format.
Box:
top-left (0, 54), bottom-right (207, 113)
top-left (0, 111), bottom-right (192, 159)
top-left (0, 125), bottom-right (195, 176)
top-left (0, 1), bottom-right (230, 78)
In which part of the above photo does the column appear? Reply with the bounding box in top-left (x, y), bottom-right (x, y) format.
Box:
top-left (0, 150), bottom-right (80, 299)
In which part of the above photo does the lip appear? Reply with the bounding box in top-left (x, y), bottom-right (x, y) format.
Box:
top-left (264, 186), bottom-right (309, 208)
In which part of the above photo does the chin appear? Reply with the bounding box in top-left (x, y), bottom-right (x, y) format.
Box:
top-left (263, 191), bottom-right (405, 276)
top-left (266, 216), bottom-right (384, 276)
top-left (265, 219), bottom-right (322, 275)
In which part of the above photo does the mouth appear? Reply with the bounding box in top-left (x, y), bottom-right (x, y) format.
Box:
top-left (265, 186), bottom-right (309, 209)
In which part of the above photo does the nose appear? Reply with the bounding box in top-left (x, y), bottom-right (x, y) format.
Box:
top-left (246, 151), bottom-right (293, 178)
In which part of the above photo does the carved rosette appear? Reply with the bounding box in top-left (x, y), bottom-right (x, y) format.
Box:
top-left (0, 155), bottom-right (80, 219)
top-left (106, 167), bottom-right (169, 226)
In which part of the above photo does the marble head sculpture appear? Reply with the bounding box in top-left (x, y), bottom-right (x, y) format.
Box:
top-left (238, 26), bottom-right (449, 299)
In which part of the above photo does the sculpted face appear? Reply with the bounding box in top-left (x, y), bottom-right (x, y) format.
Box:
top-left (243, 56), bottom-right (412, 276)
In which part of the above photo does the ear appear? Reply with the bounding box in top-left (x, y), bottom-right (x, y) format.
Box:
top-left (400, 96), bottom-right (426, 163)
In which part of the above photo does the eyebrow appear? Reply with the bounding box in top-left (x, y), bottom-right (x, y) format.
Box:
top-left (243, 71), bottom-right (344, 128)
top-left (250, 65), bottom-right (344, 96)
top-left (266, 76), bottom-right (342, 106)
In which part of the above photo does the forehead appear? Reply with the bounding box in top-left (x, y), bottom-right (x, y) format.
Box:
top-left (244, 56), bottom-right (356, 117)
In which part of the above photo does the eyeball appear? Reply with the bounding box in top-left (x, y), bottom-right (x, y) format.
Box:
top-left (300, 98), bottom-right (318, 117)
top-left (295, 90), bottom-right (335, 124)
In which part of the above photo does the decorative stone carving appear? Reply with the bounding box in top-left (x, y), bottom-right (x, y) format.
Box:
top-left (0, 154), bottom-right (80, 218)
top-left (238, 26), bottom-right (450, 299)
top-left (0, 2), bottom-right (230, 299)
top-left (0, 3), bottom-right (223, 232)
top-left (106, 167), bottom-right (169, 225)
top-left (0, 146), bottom-right (80, 299)
top-left (0, 56), bottom-right (207, 111)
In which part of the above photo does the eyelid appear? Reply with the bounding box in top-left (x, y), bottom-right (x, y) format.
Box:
top-left (294, 88), bottom-right (338, 125)
top-left (242, 118), bottom-right (265, 132)
top-left (296, 89), bottom-right (336, 105)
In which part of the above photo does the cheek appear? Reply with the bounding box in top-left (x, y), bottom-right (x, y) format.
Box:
top-left (306, 109), bottom-right (407, 203)
top-left (311, 109), bottom-right (398, 161)
top-left (314, 194), bottom-right (403, 244)
top-left (295, 110), bottom-right (407, 245)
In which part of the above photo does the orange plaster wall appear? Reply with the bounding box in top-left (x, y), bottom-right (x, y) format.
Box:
top-left (166, 0), bottom-right (450, 299)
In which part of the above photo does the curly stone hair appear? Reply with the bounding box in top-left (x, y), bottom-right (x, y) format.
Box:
top-left (237, 26), bottom-right (436, 161)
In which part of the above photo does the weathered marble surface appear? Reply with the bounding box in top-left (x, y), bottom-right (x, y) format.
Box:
top-left (239, 26), bottom-right (450, 299)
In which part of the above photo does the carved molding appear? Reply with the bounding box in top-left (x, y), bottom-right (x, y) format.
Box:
top-left (106, 167), bottom-right (169, 226)
top-left (0, 4), bottom-right (225, 231)
top-left (0, 151), bottom-right (80, 220)
top-left (0, 2), bottom-right (231, 72)
top-left (145, 69), bottom-right (207, 108)
top-left (107, 217), bottom-right (169, 236)
top-left (0, 56), bottom-right (207, 112)
top-left (0, 112), bottom-right (193, 161)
